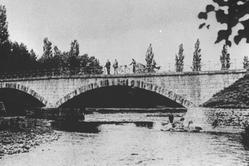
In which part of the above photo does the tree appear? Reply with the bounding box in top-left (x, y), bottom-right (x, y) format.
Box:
top-left (30, 49), bottom-right (37, 61)
top-left (38, 38), bottom-right (54, 69)
top-left (42, 38), bottom-right (53, 60)
top-left (175, 44), bottom-right (184, 72)
top-left (67, 40), bottom-right (80, 72)
top-left (145, 43), bottom-right (154, 72)
top-left (0, 5), bottom-right (8, 44)
top-left (36, 39), bottom-right (103, 75)
top-left (192, 39), bottom-right (202, 71)
top-left (145, 43), bottom-right (159, 72)
top-left (79, 54), bottom-right (103, 74)
top-left (53, 46), bottom-right (64, 69)
top-left (0, 5), bottom-right (10, 72)
top-left (243, 56), bottom-right (249, 69)
top-left (220, 44), bottom-right (231, 70)
top-left (198, 1), bottom-right (249, 46)
top-left (9, 42), bottom-right (38, 71)
top-left (0, 5), bottom-right (39, 73)
top-left (69, 40), bottom-right (79, 57)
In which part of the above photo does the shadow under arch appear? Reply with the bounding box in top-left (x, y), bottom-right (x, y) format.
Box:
top-left (55, 79), bottom-right (195, 108)
top-left (0, 82), bottom-right (49, 107)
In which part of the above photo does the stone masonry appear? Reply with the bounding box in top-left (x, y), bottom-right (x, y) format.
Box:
top-left (0, 70), bottom-right (246, 108)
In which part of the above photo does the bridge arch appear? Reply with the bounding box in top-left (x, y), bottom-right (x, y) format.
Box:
top-left (55, 79), bottom-right (195, 108)
top-left (0, 82), bottom-right (49, 106)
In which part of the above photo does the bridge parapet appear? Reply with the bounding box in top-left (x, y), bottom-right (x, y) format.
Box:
top-left (0, 69), bottom-right (246, 81)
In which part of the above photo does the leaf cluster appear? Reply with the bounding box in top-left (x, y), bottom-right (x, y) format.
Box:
top-left (199, 0), bottom-right (249, 46)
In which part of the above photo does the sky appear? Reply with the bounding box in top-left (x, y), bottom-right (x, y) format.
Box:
top-left (2, 0), bottom-right (249, 71)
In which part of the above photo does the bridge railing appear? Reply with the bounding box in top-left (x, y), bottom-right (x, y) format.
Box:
top-left (0, 67), bottom-right (103, 79)
top-left (0, 66), bottom-right (247, 80)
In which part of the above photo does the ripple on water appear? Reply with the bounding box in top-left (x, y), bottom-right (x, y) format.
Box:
top-left (1, 112), bottom-right (249, 166)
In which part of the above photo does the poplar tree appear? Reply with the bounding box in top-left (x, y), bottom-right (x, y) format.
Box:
top-left (145, 43), bottom-right (154, 72)
top-left (69, 40), bottom-right (79, 57)
top-left (175, 44), bottom-right (184, 72)
top-left (67, 40), bottom-right (80, 72)
top-left (42, 38), bottom-right (53, 59)
top-left (39, 38), bottom-right (53, 69)
top-left (145, 43), bottom-right (159, 72)
top-left (0, 5), bottom-right (8, 44)
top-left (53, 46), bottom-right (64, 69)
top-left (192, 39), bottom-right (201, 71)
top-left (0, 5), bottom-right (10, 72)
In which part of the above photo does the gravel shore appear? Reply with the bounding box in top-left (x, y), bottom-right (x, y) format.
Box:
top-left (0, 117), bottom-right (60, 158)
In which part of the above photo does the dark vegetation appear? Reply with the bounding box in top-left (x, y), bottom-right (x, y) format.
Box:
top-left (199, 0), bottom-right (249, 46)
top-left (175, 44), bottom-right (184, 72)
top-left (0, 5), bottom-right (102, 75)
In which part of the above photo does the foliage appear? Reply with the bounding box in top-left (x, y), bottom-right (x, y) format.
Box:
top-left (192, 39), bottom-right (202, 71)
top-left (145, 44), bottom-right (154, 72)
top-left (175, 44), bottom-right (184, 72)
top-left (37, 38), bottom-right (103, 74)
top-left (0, 5), bottom-right (8, 44)
top-left (198, 0), bottom-right (249, 46)
top-left (52, 46), bottom-right (64, 69)
top-left (66, 40), bottom-right (80, 72)
top-left (0, 5), bottom-right (39, 73)
top-left (0, 5), bottom-right (103, 75)
top-left (38, 38), bottom-right (54, 69)
top-left (69, 40), bottom-right (79, 57)
top-left (10, 42), bottom-right (38, 71)
top-left (0, 5), bottom-right (10, 72)
top-left (79, 54), bottom-right (103, 74)
top-left (145, 44), bottom-right (160, 73)
top-left (220, 44), bottom-right (231, 70)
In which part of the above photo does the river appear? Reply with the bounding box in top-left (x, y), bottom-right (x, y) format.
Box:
top-left (1, 109), bottom-right (249, 166)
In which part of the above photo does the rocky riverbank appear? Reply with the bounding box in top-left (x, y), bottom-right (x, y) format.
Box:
top-left (0, 117), bottom-right (60, 158)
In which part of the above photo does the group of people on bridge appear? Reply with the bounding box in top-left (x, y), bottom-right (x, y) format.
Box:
top-left (104, 59), bottom-right (135, 75)
top-left (104, 58), bottom-right (160, 75)
top-left (104, 43), bottom-right (160, 75)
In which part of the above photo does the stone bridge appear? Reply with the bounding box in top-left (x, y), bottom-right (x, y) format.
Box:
top-left (0, 70), bottom-right (246, 109)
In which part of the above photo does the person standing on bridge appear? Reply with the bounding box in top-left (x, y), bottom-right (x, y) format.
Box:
top-left (113, 59), bottom-right (118, 75)
top-left (105, 60), bottom-right (111, 75)
top-left (130, 59), bottom-right (136, 73)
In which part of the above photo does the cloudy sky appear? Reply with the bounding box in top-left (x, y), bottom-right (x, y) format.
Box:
top-left (2, 0), bottom-right (249, 71)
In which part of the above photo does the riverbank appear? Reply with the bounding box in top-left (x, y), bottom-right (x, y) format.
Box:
top-left (0, 117), bottom-right (60, 158)
top-left (1, 119), bottom-right (248, 166)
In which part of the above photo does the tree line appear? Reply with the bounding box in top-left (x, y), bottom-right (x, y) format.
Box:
top-left (175, 39), bottom-right (235, 72)
top-left (1, 3), bottom-right (249, 75)
top-left (0, 5), bottom-right (102, 74)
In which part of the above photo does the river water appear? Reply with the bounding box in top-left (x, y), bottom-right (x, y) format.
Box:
top-left (1, 110), bottom-right (249, 166)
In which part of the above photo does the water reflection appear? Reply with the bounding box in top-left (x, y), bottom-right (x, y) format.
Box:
top-left (51, 121), bottom-right (100, 133)
top-left (52, 121), bottom-right (155, 133)
top-left (134, 122), bottom-right (154, 129)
